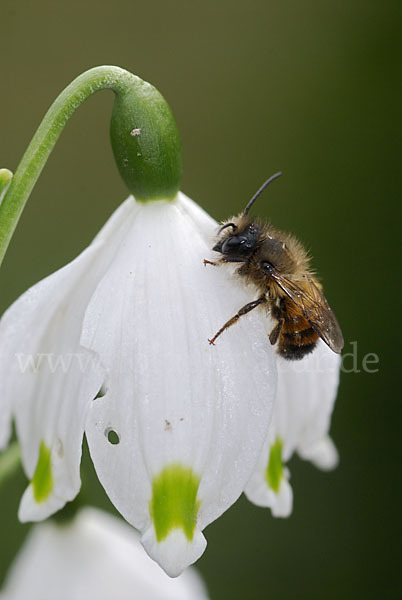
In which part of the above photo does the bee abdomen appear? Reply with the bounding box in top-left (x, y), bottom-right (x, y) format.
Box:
top-left (282, 328), bottom-right (318, 345)
top-left (279, 339), bottom-right (317, 360)
top-left (278, 320), bottom-right (319, 360)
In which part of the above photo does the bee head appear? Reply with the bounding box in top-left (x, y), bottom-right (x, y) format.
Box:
top-left (213, 221), bottom-right (260, 256)
top-left (212, 172), bottom-right (282, 258)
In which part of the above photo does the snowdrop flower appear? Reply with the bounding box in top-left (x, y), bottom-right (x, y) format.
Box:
top-left (245, 341), bottom-right (340, 517)
top-left (0, 65), bottom-right (341, 578)
top-left (0, 507), bottom-right (210, 600)
top-left (0, 66), bottom-right (279, 577)
top-left (0, 192), bottom-right (277, 576)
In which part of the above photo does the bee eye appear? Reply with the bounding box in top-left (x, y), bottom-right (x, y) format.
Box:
top-left (220, 235), bottom-right (249, 254)
top-left (223, 236), bottom-right (244, 248)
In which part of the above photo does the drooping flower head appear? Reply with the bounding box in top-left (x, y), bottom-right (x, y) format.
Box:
top-left (0, 66), bottom-right (341, 577)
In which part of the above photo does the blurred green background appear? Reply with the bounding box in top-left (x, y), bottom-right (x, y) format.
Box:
top-left (0, 1), bottom-right (400, 598)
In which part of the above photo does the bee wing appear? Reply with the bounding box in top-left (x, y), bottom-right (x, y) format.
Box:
top-left (269, 270), bottom-right (344, 353)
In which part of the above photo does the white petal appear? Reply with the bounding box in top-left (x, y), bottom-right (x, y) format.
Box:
top-left (0, 198), bottom-right (136, 521)
top-left (141, 528), bottom-right (207, 579)
top-left (298, 435), bottom-right (339, 471)
top-left (1, 507), bottom-right (210, 600)
top-left (246, 340), bottom-right (341, 516)
top-left (275, 340), bottom-right (341, 461)
top-left (271, 474), bottom-right (293, 517)
top-left (83, 193), bottom-right (277, 575)
top-left (174, 191), bottom-right (218, 245)
top-left (245, 470), bottom-right (293, 519)
top-left (244, 430), bottom-right (293, 518)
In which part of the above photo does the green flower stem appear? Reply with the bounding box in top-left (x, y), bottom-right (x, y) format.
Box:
top-left (0, 66), bottom-right (182, 267)
top-left (0, 441), bottom-right (21, 488)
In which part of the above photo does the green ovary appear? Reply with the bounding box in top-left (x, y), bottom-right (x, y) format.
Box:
top-left (32, 441), bottom-right (53, 503)
top-left (150, 464), bottom-right (200, 542)
top-left (265, 437), bottom-right (284, 493)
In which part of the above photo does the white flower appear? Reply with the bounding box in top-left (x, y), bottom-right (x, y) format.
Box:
top-left (0, 193), bottom-right (277, 576)
top-left (245, 340), bottom-right (340, 517)
top-left (0, 507), bottom-right (210, 600)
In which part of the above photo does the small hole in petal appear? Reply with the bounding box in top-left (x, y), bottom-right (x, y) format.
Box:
top-left (105, 428), bottom-right (120, 445)
top-left (94, 384), bottom-right (108, 400)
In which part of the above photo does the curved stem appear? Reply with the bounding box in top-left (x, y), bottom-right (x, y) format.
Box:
top-left (0, 66), bottom-right (182, 267)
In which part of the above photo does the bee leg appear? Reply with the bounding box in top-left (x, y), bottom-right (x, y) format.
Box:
top-left (221, 257), bottom-right (250, 263)
top-left (208, 296), bottom-right (266, 345)
top-left (204, 257), bottom-right (249, 266)
top-left (269, 321), bottom-right (283, 345)
top-left (269, 305), bottom-right (284, 345)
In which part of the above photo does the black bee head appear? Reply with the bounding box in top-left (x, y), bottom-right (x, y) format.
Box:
top-left (213, 222), bottom-right (260, 256)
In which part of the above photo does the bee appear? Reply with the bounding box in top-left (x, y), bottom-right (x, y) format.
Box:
top-left (205, 172), bottom-right (344, 360)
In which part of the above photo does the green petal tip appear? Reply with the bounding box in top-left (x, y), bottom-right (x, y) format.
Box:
top-left (150, 464), bottom-right (200, 542)
top-left (266, 437), bottom-right (284, 493)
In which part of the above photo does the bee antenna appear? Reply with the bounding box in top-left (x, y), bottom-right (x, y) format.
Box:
top-left (218, 222), bottom-right (237, 234)
top-left (243, 171), bottom-right (282, 216)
